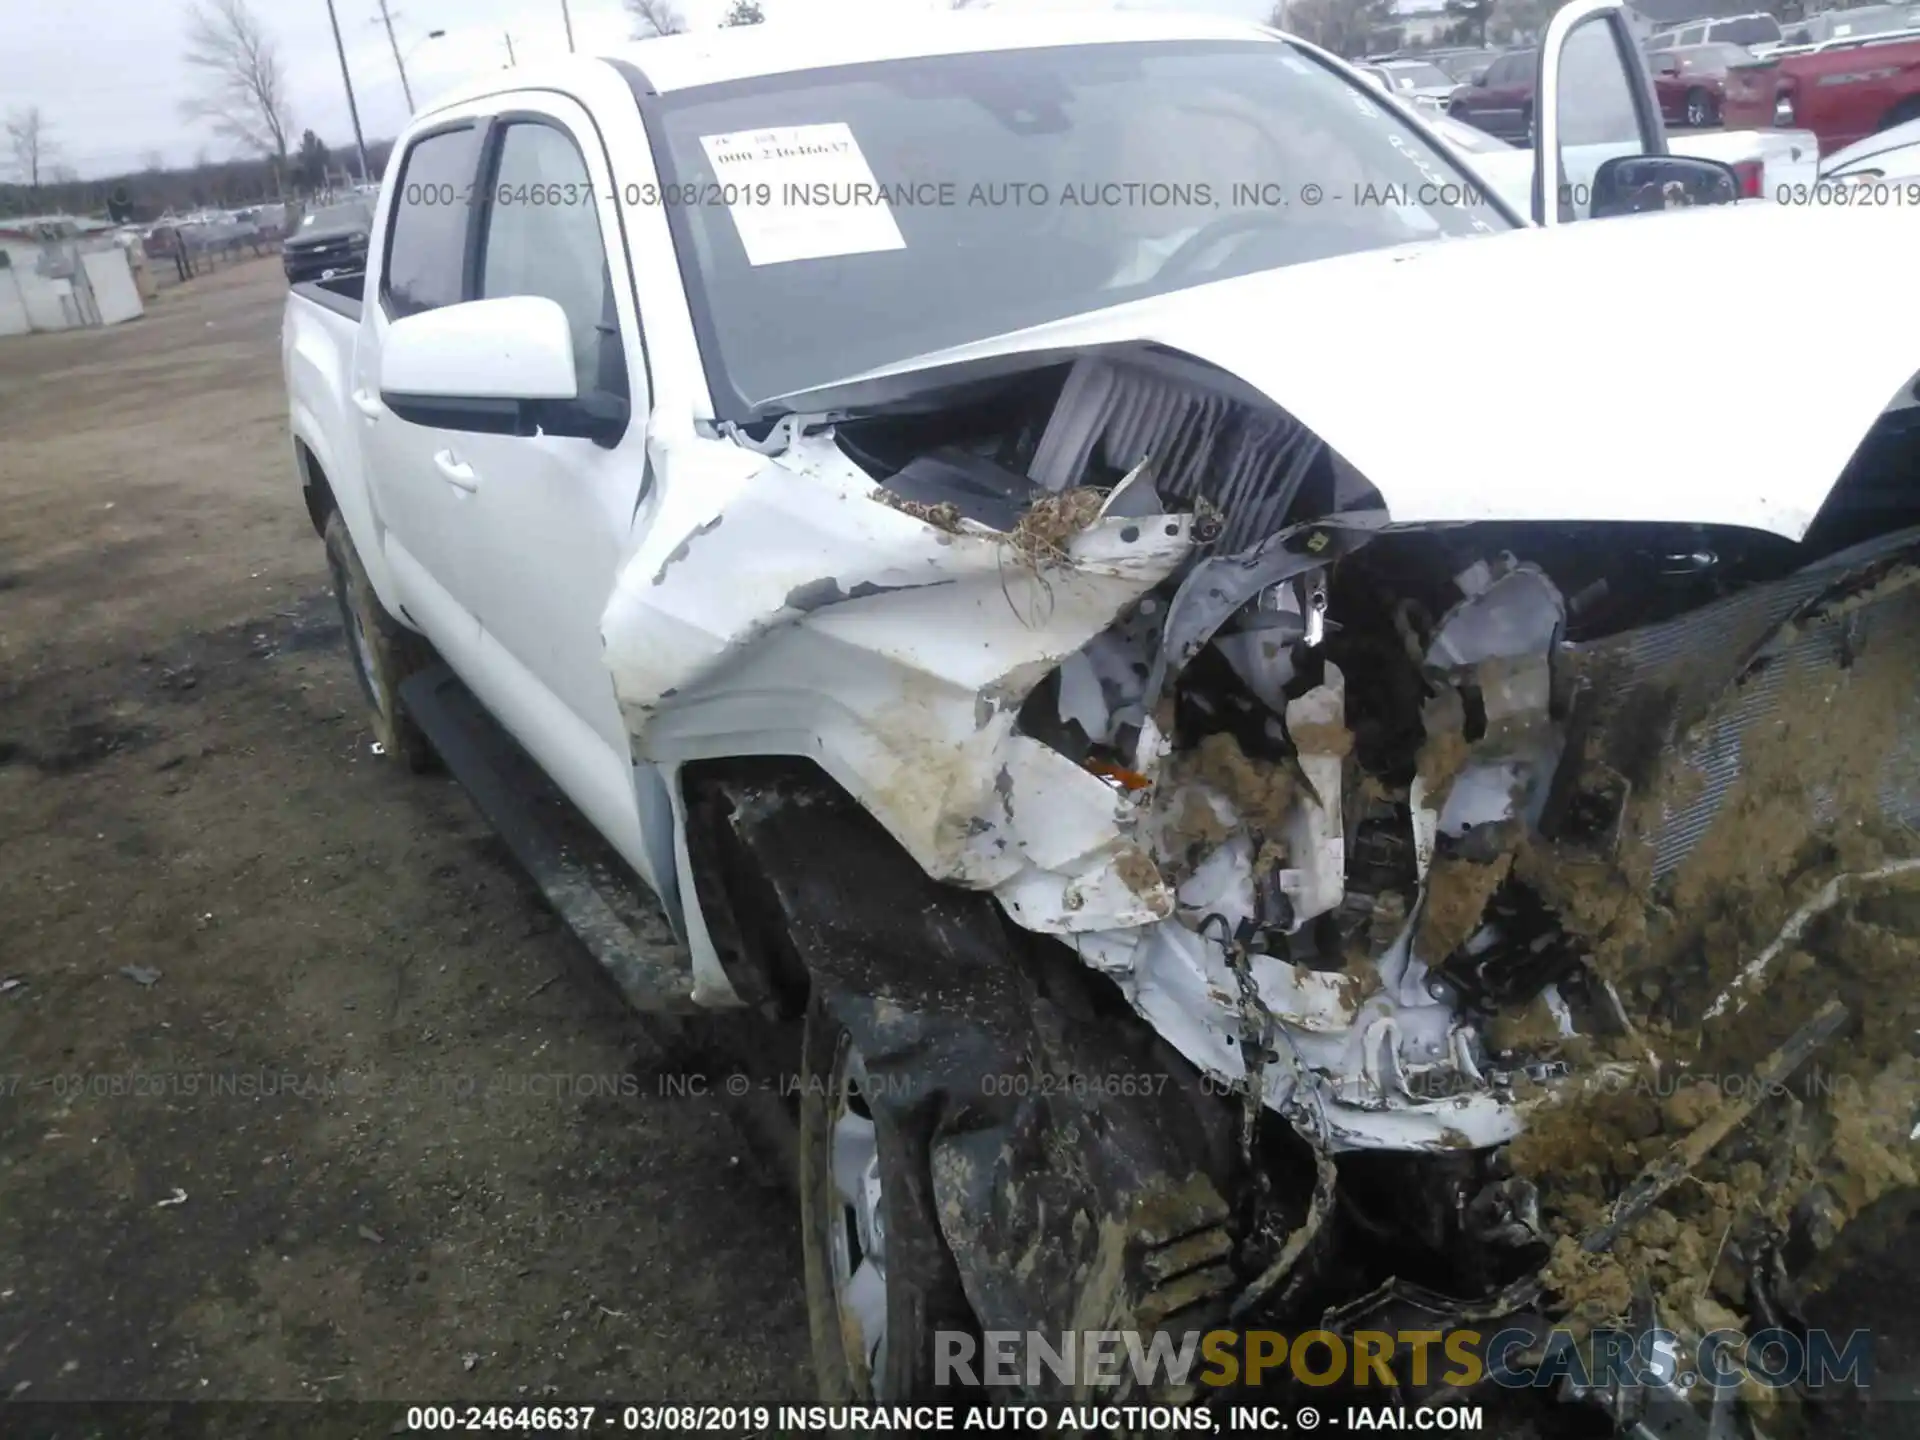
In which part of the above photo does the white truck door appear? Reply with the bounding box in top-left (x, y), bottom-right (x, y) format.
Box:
top-left (422, 95), bottom-right (656, 874)
top-left (354, 117), bottom-right (493, 659)
top-left (1532, 0), bottom-right (1668, 222)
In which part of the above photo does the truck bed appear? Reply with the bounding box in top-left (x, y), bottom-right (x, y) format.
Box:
top-left (291, 273), bottom-right (364, 323)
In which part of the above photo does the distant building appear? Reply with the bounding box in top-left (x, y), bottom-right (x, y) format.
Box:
top-left (1624, 0), bottom-right (1771, 37)
top-left (1394, 0), bottom-right (1453, 44)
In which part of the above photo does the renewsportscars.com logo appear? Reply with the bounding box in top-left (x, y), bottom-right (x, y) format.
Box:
top-left (934, 1326), bottom-right (1875, 1392)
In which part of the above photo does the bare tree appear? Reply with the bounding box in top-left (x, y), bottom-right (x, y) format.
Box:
top-left (1274, 0), bottom-right (1392, 55)
top-left (625, 0), bottom-right (687, 36)
top-left (180, 0), bottom-right (293, 191)
top-left (5, 106), bottom-right (55, 191)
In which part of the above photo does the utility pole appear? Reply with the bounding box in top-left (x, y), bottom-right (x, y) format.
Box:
top-left (504, 31), bottom-right (517, 65)
top-left (375, 0), bottom-right (416, 112)
top-left (560, 0), bottom-right (576, 51)
top-left (325, 0), bottom-right (372, 185)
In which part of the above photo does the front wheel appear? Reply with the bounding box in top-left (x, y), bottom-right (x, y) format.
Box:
top-left (797, 995), bottom-right (975, 1402)
top-left (1685, 87), bottom-right (1714, 128)
top-left (323, 510), bottom-right (437, 772)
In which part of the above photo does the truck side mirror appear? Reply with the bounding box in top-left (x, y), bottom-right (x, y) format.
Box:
top-left (1590, 154), bottom-right (1740, 216)
top-left (379, 295), bottom-right (624, 446)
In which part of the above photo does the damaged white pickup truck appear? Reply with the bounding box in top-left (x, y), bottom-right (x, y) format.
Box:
top-left (285, 1), bottom-right (1920, 1430)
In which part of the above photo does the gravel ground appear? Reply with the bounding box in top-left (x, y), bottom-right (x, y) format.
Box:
top-left (0, 257), bottom-right (812, 1405)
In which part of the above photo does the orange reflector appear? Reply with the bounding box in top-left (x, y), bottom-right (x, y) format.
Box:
top-left (1085, 759), bottom-right (1151, 792)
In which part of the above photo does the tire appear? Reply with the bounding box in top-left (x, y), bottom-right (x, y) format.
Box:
top-left (1685, 87), bottom-right (1713, 128)
top-left (322, 509), bottom-right (438, 773)
top-left (797, 994), bottom-right (975, 1402)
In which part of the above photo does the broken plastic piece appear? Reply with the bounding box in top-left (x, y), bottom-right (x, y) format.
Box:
top-left (1083, 758), bottom-right (1151, 792)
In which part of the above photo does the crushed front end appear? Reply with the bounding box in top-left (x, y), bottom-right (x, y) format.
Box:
top-left (611, 343), bottom-right (1920, 1430)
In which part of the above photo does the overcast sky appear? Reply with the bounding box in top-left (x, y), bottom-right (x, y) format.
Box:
top-left (2, 0), bottom-right (1275, 180)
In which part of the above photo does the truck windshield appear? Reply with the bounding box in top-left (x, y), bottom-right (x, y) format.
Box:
top-left (644, 40), bottom-right (1512, 414)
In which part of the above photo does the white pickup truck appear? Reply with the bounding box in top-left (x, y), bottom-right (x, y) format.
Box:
top-left (285, 0), bottom-right (1920, 1419)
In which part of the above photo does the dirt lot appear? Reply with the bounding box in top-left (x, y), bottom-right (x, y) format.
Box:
top-left (0, 259), bottom-right (812, 1403)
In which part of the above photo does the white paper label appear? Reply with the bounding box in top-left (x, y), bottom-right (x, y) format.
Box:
top-left (699, 123), bottom-right (907, 267)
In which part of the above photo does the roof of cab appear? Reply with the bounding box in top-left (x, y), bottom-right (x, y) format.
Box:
top-left (423, 10), bottom-right (1280, 113)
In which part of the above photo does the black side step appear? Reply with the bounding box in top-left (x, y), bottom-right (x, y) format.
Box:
top-left (399, 664), bottom-right (702, 1014)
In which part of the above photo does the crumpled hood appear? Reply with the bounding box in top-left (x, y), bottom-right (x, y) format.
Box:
top-left (779, 202), bottom-right (1920, 541)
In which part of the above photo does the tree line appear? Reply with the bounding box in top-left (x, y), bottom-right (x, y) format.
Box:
top-left (3, 0), bottom-right (330, 222)
top-left (0, 130), bottom-right (395, 224)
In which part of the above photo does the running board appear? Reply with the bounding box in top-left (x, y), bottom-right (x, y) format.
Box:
top-left (398, 664), bottom-right (702, 1014)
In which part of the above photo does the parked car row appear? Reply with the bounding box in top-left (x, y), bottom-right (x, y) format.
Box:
top-left (1446, 41), bottom-right (1745, 138)
top-left (138, 206), bottom-right (289, 261)
top-left (1441, 21), bottom-right (1920, 153)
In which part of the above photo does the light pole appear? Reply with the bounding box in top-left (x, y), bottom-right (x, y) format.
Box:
top-left (560, 0), bottom-right (576, 51)
top-left (504, 30), bottom-right (517, 66)
top-left (324, 0), bottom-right (372, 186)
top-left (372, 0), bottom-right (426, 111)
top-left (395, 26), bottom-right (447, 111)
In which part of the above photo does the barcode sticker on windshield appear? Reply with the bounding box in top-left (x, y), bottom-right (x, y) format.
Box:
top-left (699, 123), bottom-right (907, 266)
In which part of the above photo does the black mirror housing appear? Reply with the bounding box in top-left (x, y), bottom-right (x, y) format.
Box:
top-left (1590, 155), bottom-right (1740, 217)
top-left (380, 390), bottom-right (630, 449)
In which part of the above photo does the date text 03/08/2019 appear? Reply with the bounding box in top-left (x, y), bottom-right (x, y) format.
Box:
top-left (403, 1403), bottom-right (1485, 1433)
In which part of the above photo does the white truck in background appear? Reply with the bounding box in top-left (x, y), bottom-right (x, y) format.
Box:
top-left (284, 2), bottom-right (1920, 1423)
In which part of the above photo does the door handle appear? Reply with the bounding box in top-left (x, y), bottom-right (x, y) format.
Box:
top-left (433, 449), bottom-right (479, 492)
top-left (351, 388), bottom-right (384, 419)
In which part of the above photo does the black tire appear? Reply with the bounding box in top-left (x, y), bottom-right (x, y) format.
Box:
top-left (322, 510), bottom-right (437, 773)
top-left (1685, 87), bottom-right (1714, 128)
top-left (797, 994), bottom-right (975, 1402)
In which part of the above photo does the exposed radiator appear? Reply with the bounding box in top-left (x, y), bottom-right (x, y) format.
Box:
top-left (1568, 527), bottom-right (1920, 885)
top-left (1028, 354), bottom-right (1322, 553)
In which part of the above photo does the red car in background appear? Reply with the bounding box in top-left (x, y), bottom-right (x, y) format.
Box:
top-left (1649, 43), bottom-right (1749, 126)
top-left (1447, 48), bottom-right (1539, 143)
top-left (1722, 29), bottom-right (1920, 153)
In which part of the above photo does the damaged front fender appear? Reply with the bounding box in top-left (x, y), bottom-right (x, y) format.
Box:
top-left (602, 430), bottom-right (1195, 935)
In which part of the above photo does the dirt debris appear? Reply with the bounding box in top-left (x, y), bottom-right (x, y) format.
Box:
top-left (1168, 789), bottom-right (1234, 857)
top-left (1006, 487), bottom-right (1107, 563)
top-left (1483, 993), bottom-right (1563, 1056)
top-left (1184, 732), bottom-right (1297, 837)
top-left (872, 488), bottom-right (965, 533)
top-left (1415, 686), bottom-right (1471, 810)
top-left (1505, 575), bottom-right (1920, 1320)
top-left (1112, 846), bottom-right (1167, 901)
top-left (1539, 1235), bottom-right (1635, 1329)
top-left (1288, 719), bottom-right (1355, 759)
top-left (1415, 852), bottom-right (1512, 963)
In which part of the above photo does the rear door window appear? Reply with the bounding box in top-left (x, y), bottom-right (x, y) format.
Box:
top-left (381, 124), bottom-right (483, 319)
